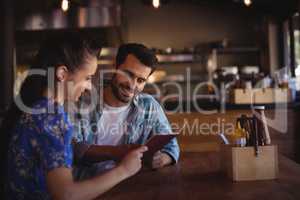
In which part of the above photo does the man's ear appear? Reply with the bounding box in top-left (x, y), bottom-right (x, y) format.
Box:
top-left (56, 65), bottom-right (69, 82)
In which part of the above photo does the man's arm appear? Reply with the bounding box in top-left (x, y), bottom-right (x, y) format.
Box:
top-left (150, 98), bottom-right (180, 169)
top-left (47, 146), bottom-right (147, 200)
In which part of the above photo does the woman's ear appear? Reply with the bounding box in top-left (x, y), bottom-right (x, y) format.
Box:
top-left (56, 66), bottom-right (69, 82)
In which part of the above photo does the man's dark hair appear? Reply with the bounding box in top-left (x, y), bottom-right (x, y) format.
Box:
top-left (116, 43), bottom-right (158, 74)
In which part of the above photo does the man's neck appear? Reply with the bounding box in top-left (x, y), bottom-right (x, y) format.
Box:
top-left (103, 86), bottom-right (129, 107)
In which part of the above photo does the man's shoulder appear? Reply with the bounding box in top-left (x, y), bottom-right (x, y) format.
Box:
top-left (135, 93), bottom-right (159, 107)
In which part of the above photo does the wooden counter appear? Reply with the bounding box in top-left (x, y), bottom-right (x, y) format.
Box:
top-left (166, 108), bottom-right (297, 161)
top-left (99, 152), bottom-right (300, 200)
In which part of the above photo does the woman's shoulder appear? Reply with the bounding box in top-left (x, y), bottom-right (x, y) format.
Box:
top-left (19, 98), bottom-right (72, 136)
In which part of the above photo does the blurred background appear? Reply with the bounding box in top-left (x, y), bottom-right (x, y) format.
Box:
top-left (1, 0), bottom-right (300, 163)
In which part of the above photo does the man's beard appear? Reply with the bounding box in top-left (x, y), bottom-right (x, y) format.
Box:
top-left (111, 79), bottom-right (137, 104)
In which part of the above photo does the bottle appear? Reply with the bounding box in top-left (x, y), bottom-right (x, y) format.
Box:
top-left (253, 106), bottom-right (271, 145)
top-left (232, 119), bottom-right (247, 147)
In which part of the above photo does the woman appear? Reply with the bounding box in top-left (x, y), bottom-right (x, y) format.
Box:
top-left (1, 34), bottom-right (147, 200)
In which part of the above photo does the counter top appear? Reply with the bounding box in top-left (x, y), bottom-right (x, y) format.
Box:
top-left (99, 152), bottom-right (300, 200)
top-left (163, 100), bottom-right (298, 111)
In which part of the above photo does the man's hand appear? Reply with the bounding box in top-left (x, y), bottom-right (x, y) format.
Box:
top-left (151, 151), bottom-right (173, 169)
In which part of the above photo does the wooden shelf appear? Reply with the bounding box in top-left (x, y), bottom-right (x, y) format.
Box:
top-left (215, 47), bottom-right (260, 54)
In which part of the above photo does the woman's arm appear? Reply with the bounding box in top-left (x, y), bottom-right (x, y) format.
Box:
top-left (46, 146), bottom-right (147, 200)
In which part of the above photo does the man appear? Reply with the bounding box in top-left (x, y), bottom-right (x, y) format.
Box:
top-left (73, 43), bottom-right (180, 179)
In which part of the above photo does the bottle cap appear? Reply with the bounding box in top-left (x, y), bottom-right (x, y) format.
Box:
top-left (253, 106), bottom-right (265, 110)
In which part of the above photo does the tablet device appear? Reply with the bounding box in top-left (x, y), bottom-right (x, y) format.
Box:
top-left (144, 134), bottom-right (178, 157)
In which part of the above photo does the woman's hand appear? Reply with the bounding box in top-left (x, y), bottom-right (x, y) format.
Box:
top-left (117, 146), bottom-right (148, 178)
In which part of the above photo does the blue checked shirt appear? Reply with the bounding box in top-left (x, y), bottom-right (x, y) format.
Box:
top-left (72, 93), bottom-right (180, 174)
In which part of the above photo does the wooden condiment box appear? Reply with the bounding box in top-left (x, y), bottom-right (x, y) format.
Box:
top-left (253, 88), bottom-right (274, 104)
top-left (230, 89), bottom-right (254, 104)
top-left (221, 145), bottom-right (278, 181)
top-left (230, 88), bottom-right (291, 104)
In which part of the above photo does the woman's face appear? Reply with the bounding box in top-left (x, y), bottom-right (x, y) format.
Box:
top-left (65, 56), bottom-right (98, 102)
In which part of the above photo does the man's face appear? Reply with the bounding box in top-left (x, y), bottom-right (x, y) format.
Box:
top-left (111, 54), bottom-right (152, 104)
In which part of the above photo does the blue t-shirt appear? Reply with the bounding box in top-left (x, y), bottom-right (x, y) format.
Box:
top-left (6, 98), bottom-right (73, 200)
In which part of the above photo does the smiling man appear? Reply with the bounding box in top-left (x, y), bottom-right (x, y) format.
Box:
top-left (73, 43), bottom-right (180, 179)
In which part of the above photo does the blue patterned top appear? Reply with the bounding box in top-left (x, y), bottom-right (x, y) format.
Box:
top-left (6, 98), bottom-right (73, 200)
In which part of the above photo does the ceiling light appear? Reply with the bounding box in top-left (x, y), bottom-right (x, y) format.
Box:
top-left (61, 0), bottom-right (69, 12)
top-left (244, 0), bottom-right (252, 7)
top-left (152, 0), bottom-right (160, 9)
